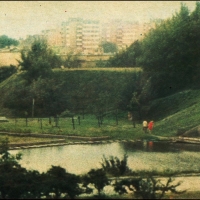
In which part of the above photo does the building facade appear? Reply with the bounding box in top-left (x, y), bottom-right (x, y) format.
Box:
top-left (101, 20), bottom-right (156, 51)
top-left (60, 18), bottom-right (102, 55)
top-left (20, 18), bottom-right (156, 55)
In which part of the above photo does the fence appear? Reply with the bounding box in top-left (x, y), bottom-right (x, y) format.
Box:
top-left (0, 112), bottom-right (131, 134)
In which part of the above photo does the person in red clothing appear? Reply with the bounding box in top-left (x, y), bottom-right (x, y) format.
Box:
top-left (148, 121), bottom-right (154, 133)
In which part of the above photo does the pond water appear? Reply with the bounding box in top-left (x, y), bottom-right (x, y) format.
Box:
top-left (11, 141), bottom-right (200, 175)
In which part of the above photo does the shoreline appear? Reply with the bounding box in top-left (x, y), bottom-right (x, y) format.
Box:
top-left (0, 131), bottom-right (200, 150)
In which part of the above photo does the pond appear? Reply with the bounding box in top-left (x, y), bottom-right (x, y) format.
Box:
top-left (11, 141), bottom-right (200, 175)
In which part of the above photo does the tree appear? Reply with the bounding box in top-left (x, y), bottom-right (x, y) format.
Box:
top-left (0, 65), bottom-right (17, 83)
top-left (114, 176), bottom-right (185, 199)
top-left (2, 79), bottom-right (32, 117)
top-left (101, 41), bottom-right (118, 53)
top-left (82, 168), bottom-right (109, 196)
top-left (106, 40), bottom-right (142, 67)
top-left (62, 51), bottom-right (81, 69)
top-left (137, 3), bottom-right (200, 99)
top-left (18, 39), bottom-right (62, 83)
top-left (43, 165), bottom-right (82, 199)
top-left (0, 138), bottom-right (29, 199)
top-left (0, 35), bottom-right (19, 48)
top-left (100, 154), bottom-right (132, 177)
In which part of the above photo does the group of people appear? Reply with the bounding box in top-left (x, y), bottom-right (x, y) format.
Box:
top-left (143, 120), bottom-right (154, 133)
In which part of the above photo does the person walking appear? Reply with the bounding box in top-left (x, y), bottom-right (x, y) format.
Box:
top-left (142, 120), bottom-right (148, 133)
top-left (148, 121), bottom-right (154, 133)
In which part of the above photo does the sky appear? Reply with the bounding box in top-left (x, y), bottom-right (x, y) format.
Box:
top-left (0, 1), bottom-right (197, 39)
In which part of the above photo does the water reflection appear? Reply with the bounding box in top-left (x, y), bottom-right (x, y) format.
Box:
top-left (122, 140), bottom-right (200, 153)
top-left (10, 141), bottom-right (200, 175)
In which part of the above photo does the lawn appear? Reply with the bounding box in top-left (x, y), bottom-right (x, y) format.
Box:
top-left (0, 114), bottom-right (155, 141)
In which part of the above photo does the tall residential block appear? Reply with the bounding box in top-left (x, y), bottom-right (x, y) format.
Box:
top-left (29, 18), bottom-right (156, 55)
top-left (61, 18), bottom-right (102, 55)
top-left (101, 20), bottom-right (155, 51)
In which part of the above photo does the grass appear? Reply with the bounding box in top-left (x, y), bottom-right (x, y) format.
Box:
top-left (147, 89), bottom-right (200, 137)
top-left (0, 114), bottom-right (148, 140)
top-left (1, 88), bottom-right (200, 143)
top-left (2, 87), bottom-right (200, 141)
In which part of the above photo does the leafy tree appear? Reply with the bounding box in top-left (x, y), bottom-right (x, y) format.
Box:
top-left (43, 165), bottom-right (82, 199)
top-left (0, 35), bottom-right (19, 48)
top-left (29, 78), bottom-right (70, 116)
top-left (82, 168), bottom-right (109, 196)
top-left (2, 79), bottom-right (32, 117)
top-left (101, 41), bottom-right (118, 53)
top-left (22, 170), bottom-right (43, 199)
top-left (0, 138), bottom-right (28, 199)
top-left (100, 154), bottom-right (132, 177)
top-left (18, 39), bottom-right (62, 83)
top-left (137, 3), bottom-right (200, 99)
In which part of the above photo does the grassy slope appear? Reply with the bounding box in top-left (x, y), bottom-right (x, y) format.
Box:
top-left (1, 70), bottom-right (200, 139)
top-left (148, 89), bottom-right (200, 137)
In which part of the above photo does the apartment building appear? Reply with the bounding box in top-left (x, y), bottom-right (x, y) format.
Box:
top-left (21, 18), bottom-right (156, 55)
top-left (102, 20), bottom-right (140, 50)
top-left (42, 28), bottom-right (62, 47)
top-left (60, 18), bottom-right (102, 55)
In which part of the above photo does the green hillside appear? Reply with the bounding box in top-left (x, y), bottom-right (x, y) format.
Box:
top-left (1, 68), bottom-right (200, 138)
top-left (148, 89), bottom-right (200, 137)
top-left (0, 68), bottom-right (142, 117)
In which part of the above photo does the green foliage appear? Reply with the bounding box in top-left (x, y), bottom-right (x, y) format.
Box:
top-left (0, 65), bottom-right (17, 83)
top-left (114, 176), bottom-right (185, 199)
top-left (0, 35), bottom-right (19, 48)
top-left (0, 69), bottom-right (141, 117)
top-left (113, 178), bottom-right (141, 195)
top-left (101, 41), bottom-right (118, 53)
top-left (43, 165), bottom-right (82, 199)
top-left (2, 78), bottom-right (32, 116)
top-left (102, 2), bottom-right (200, 101)
top-left (82, 168), bottom-right (109, 196)
top-left (0, 139), bottom-right (83, 199)
top-left (0, 140), bottom-right (188, 199)
top-left (137, 2), bottom-right (200, 99)
top-left (100, 154), bottom-right (132, 176)
top-left (18, 39), bottom-right (62, 83)
top-left (95, 59), bottom-right (108, 67)
top-left (106, 40), bottom-right (142, 67)
top-left (137, 176), bottom-right (185, 199)
top-left (62, 52), bottom-right (81, 68)
top-left (0, 138), bottom-right (28, 199)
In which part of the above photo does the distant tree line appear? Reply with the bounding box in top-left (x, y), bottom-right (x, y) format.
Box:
top-left (0, 35), bottom-right (19, 48)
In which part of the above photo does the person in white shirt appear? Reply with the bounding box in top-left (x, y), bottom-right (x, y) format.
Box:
top-left (143, 120), bottom-right (148, 133)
